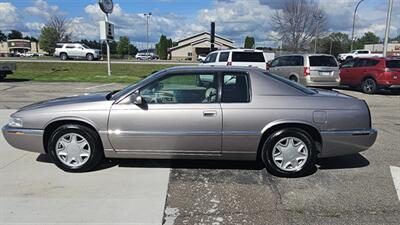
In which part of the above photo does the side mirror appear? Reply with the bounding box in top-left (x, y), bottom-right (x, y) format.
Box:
top-left (130, 92), bottom-right (143, 105)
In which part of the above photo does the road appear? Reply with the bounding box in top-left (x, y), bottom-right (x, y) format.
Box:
top-left (0, 81), bottom-right (399, 225)
top-left (0, 58), bottom-right (198, 65)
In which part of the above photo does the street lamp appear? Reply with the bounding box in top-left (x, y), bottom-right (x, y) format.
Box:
top-left (144, 12), bottom-right (152, 56)
top-left (351, 0), bottom-right (365, 52)
top-left (313, 14), bottom-right (323, 54)
top-left (383, 0), bottom-right (393, 57)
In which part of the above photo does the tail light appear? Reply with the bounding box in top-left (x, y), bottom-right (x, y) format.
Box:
top-left (266, 63), bottom-right (270, 70)
top-left (304, 67), bottom-right (310, 76)
top-left (227, 61), bottom-right (232, 66)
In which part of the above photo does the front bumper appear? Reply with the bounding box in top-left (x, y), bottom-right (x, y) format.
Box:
top-left (319, 128), bottom-right (377, 158)
top-left (2, 125), bottom-right (45, 154)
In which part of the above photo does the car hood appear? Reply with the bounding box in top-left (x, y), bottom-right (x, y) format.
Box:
top-left (17, 92), bottom-right (109, 112)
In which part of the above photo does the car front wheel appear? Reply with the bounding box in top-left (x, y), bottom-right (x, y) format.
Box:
top-left (86, 53), bottom-right (94, 61)
top-left (48, 124), bottom-right (104, 172)
top-left (261, 128), bottom-right (317, 177)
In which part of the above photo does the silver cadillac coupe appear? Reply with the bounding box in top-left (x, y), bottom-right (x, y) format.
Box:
top-left (2, 66), bottom-right (377, 177)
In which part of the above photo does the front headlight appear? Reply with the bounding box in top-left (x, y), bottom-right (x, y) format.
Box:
top-left (8, 117), bottom-right (23, 128)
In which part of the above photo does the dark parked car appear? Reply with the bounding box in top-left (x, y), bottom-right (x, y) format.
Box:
top-left (340, 57), bottom-right (400, 94)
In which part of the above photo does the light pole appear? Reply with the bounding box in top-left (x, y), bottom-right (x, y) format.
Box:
top-left (313, 14), bottom-right (323, 54)
top-left (351, 0), bottom-right (365, 52)
top-left (383, 0), bottom-right (393, 57)
top-left (144, 12), bottom-right (152, 56)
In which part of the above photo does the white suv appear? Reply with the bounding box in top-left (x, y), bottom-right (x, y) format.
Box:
top-left (54, 43), bottom-right (101, 61)
top-left (202, 49), bottom-right (268, 70)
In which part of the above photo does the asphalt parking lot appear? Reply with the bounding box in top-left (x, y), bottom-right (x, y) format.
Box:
top-left (0, 81), bottom-right (399, 225)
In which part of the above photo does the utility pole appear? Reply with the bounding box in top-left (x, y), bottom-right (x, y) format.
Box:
top-left (383, 0), bottom-right (393, 57)
top-left (314, 14), bottom-right (323, 54)
top-left (351, 0), bottom-right (365, 52)
top-left (105, 14), bottom-right (111, 76)
top-left (144, 12), bottom-right (152, 56)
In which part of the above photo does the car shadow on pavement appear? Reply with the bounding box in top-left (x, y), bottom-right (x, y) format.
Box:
top-left (316, 153), bottom-right (370, 170)
top-left (2, 78), bottom-right (31, 82)
top-left (36, 153), bottom-right (369, 174)
top-left (335, 86), bottom-right (400, 96)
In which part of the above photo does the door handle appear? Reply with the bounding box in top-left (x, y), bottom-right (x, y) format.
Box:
top-left (203, 110), bottom-right (217, 117)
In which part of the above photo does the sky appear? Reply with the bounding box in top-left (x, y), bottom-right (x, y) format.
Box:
top-left (0, 0), bottom-right (399, 49)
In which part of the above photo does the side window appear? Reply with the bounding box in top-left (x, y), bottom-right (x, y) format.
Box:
top-left (271, 58), bottom-right (280, 67)
top-left (218, 52), bottom-right (229, 62)
top-left (341, 60), bottom-right (355, 68)
top-left (222, 73), bottom-right (250, 103)
top-left (358, 51), bottom-right (369, 54)
top-left (365, 59), bottom-right (380, 67)
top-left (354, 59), bottom-right (369, 67)
top-left (204, 53), bottom-right (217, 63)
top-left (66, 45), bottom-right (75, 49)
top-left (278, 56), bottom-right (289, 66)
top-left (140, 73), bottom-right (217, 104)
top-left (232, 52), bottom-right (265, 62)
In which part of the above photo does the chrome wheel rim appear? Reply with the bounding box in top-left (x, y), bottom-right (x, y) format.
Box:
top-left (272, 137), bottom-right (308, 172)
top-left (55, 133), bottom-right (91, 167)
top-left (363, 79), bottom-right (375, 93)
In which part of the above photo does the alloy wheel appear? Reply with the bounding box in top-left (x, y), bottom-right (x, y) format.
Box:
top-left (272, 137), bottom-right (308, 172)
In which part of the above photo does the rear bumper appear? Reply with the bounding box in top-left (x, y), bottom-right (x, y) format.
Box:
top-left (2, 125), bottom-right (45, 154)
top-left (304, 76), bottom-right (340, 87)
top-left (319, 128), bottom-right (377, 158)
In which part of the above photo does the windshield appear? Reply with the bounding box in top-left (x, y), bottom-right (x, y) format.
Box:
top-left (81, 44), bottom-right (90, 49)
top-left (111, 70), bottom-right (165, 100)
top-left (264, 72), bottom-right (317, 95)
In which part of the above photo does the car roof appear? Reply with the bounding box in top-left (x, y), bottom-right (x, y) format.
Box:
top-left (278, 53), bottom-right (335, 57)
top-left (164, 66), bottom-right (265, 73)
top-left (211, 49), bottom-right (264, 53)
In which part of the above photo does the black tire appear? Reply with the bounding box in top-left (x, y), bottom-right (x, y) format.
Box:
top-left (289, 75), bottom-right (298, 82)
top-left (86, 53), bottom-right (94, 61)
top-left (48, 124), bottom-right (104, 172)
top-left (261, 128), bottom-right (317, 177)
top-left (60, 53), bottom-right (68, 60)
top-left (361, 78), bottom-right (377, 94)
top-left (346, 56), bottom-right (353, 60)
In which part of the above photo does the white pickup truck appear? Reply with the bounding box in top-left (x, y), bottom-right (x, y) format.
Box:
top-left (337, 49), bottom-right (383, 61)
top-left (54, 43), bottom-right (102, 61)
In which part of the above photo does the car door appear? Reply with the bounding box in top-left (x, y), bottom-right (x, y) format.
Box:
top-left (339, 59), bottom-right (356, 84)
top-left (220, 72), bottom-right (255, 153)
top-left (268, 57), bottom-right (284, 76)
top-left (108, 72), bottom-right (222, 154)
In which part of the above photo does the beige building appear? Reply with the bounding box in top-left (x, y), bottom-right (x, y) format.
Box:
top-left (169, 32), bottom-right (235, 61)
top-left (364, 43), bottom-right (400, 56)
top-left (0, 39), bottom-right (45, 56)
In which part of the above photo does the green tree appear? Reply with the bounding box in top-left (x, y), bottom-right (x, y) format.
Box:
top-left (7, 30), bottom-right (23, 39)
top-left (156, 35), bottom-right (173, 60)
top-left (117, 36), bottom-right (130, 57)
top-left (0, 30), bottom-right (6, 41)
top-left (311, 32), bottom-right (351, 56)
top-left (39, 27), bottom-right (59, 54)
top-left (354, 32), bottom-right (380, 49)
top-left (390, 34), bottom-right (400, 42)
top-left (244, 36), bottom-right (255, 49)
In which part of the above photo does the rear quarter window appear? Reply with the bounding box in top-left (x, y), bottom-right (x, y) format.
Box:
top-left (232, 52), bottom-right (265, 62)
top-left (309, 56), bottom-right (337, 67)
top-left (386, 60), bottom-right (400, 68)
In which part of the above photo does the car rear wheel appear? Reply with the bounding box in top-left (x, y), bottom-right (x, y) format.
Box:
top-left (289, 76), bottom-right (298, 82)
top-left (48, 124), bottom-right (104, 172)
top-left (261, 128), bottom-right (317, 177)
top-left (361, 78), bottom-right (377, 94)
top-left (86, 53), bottom-right (94, 61)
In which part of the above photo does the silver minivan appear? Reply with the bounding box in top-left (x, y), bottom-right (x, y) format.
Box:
top-left (268, 54), bottom-right (340, 87)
